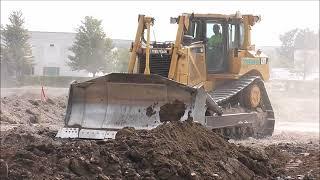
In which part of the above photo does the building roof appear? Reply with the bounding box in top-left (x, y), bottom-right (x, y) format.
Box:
top-left (29, 31), bottom-right (132, 48)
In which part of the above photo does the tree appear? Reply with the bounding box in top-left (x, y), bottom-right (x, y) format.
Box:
top-left (111, 47), bottom-right (130, 72)
top-left (0, 43), bottom-right (13, 78)
top-left (277, 28), bottom-right (319, 79)
top-left (294, 29), bottom-right (319, 79)
top-left (1, 10), bottom-right (33, 83)
top-left (294, 29), bottom-right (319, 50)
top-left (68, 16), bottom-right (113, 77)
top-left (277, 28), bottom-right (299, 67)
top-left (277, 28), bottom-right (319, 66)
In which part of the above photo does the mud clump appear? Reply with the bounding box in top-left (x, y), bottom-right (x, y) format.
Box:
top-left (146, 106), bottom-right (156, 117)
top-left (159, 100), bottom-right (186, 122)
top-left (28, 99), bottom-right (40, 106)
top-left (0, 159), bottom-right (8, 179)
top-left (45, 98), bottom-right (55, 105)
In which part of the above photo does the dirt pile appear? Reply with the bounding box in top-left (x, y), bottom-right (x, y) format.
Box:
top-left (0, 121), bottom-right (288, 180)
top-left (0, 95), bottom-right (66, 130)
top-left (0, 92), bottom-right (318, 180)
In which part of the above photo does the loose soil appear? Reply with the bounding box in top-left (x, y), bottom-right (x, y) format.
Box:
top-left (0, 122), bottom-right (301, 180)
top-left (0, 94), bottom-right (66, 131)
top-left (0, 90), bottom-right (319, 180)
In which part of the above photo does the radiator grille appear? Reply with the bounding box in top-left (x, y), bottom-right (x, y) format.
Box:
top-left (138, 53), bottom-right (172, 78)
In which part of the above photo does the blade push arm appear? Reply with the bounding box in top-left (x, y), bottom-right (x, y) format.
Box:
top-left (128, 15), bottom-right (145, 73)
top-left (168, 16), bottom-right (186, 79)
top-left (127, 15), bottom-right (154, 74)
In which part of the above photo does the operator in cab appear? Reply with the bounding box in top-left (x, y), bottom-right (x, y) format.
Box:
top-left (207, 24), bottom-right (224, 72)
top-left (208, 24), bottom-right (222, 48)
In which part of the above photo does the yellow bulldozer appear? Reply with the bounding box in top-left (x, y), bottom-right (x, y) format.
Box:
top-left (56, 12), bottom-right (275, 139)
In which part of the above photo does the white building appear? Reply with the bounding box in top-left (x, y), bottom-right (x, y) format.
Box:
top-left (28, 31), bottom-right (131, 77)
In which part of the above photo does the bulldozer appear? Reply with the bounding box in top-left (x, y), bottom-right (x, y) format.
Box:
top-left (56, 11), bottom-right (275, 140)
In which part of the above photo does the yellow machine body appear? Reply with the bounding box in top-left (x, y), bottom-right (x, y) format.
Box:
top-left (128, 13), bottom-right (270, 91)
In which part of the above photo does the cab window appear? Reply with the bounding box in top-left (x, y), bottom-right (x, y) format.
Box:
top-left (239, 23), bottom-right (245, 47)
top-left (186, 21), bottom-right (197, 38)
top-left (228, 24), bottom-right (236, 48)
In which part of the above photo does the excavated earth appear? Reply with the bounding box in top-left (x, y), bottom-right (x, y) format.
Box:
top-left (0, 94), bottom-right (319, 180)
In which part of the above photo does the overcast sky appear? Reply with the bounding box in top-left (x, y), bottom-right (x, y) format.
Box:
top-left (1, 1), bottom-right (319, 46)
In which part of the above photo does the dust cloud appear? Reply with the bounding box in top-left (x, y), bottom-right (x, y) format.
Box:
top-left (266, 79), bottom-right (319, 134)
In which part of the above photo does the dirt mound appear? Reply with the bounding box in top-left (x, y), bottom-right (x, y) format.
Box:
top-left (0, 121), bottom-right (284, 180)
top-left (1, 93), bottom-right (318, 179)
top-left (0, 95), bottom-right (66, 130)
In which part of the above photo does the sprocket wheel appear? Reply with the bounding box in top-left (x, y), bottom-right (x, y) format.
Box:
top-left (241, 83), bottom-right (261, 109)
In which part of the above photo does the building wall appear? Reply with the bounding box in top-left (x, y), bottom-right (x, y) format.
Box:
top-left (28, 31), bottom-right (131, 77)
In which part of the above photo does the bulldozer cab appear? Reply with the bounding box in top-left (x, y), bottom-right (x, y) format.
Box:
top-left (184, 15), bottom-right (244, 74)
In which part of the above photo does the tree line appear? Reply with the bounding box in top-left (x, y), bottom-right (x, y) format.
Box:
top-left (1, 10), bottom-right (129, 84)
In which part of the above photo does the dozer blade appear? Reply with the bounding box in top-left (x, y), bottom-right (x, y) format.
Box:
top-left (56, 73), bottom-right (206, 139)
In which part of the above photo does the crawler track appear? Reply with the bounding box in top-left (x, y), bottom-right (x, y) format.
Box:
top-left (209, 76), bottom-right (275, 139)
